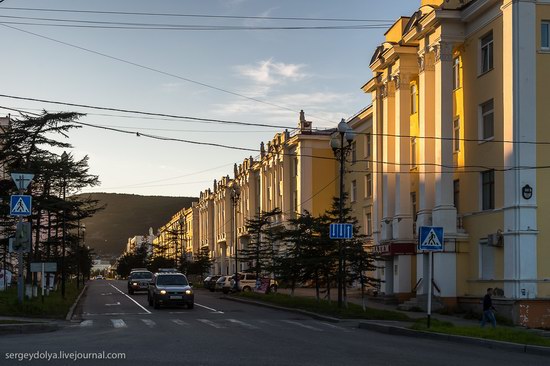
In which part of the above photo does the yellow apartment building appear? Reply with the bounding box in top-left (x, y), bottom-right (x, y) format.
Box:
top-left (362, 0), bottom-right (550, 327)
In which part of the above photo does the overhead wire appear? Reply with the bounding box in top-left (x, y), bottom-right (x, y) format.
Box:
top-left (3, 104), bottom-right (550, 173)
top-left (0, 24), bottom-right (302, 117)
top-left (0, 7), bottom-right (394, 23)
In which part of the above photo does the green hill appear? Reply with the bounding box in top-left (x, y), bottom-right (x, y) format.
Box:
top-left (78, 193), bottom-right (197, 257)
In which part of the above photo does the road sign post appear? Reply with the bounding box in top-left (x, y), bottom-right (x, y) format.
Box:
top-left (10, 173), bottom-right (34, 304)
top-left (419, 226), bottom-right (444, 329)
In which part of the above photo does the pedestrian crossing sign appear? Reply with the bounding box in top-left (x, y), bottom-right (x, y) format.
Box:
top-left (419, 226), bottom-right (444, 251)
top-left (10, 195), bottom-right (32, 216)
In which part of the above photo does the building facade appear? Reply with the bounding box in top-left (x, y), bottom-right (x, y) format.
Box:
top-left (362, 0), bottom-right (550, 327)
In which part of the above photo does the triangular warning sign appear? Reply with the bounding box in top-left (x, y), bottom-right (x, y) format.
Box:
top-left (420, 228), bottom-right (441, 248)
top-left (12, 197), bottom-right (30, 214)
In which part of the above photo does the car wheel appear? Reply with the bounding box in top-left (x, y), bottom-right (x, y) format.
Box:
top-left (148, 294), bottom-right (153, 306)
top-left (243, 286), bottom-right (252, 292)
top-left (187, 302), bottom-right (194, 309)
top-left (269, 285), bottom-right (278, 293)
top-left (222, 288), bottom-right (229, 294)
top-left (129, 289), bottom-right (134, 295)
top-left (153, 295), bottom-right (160, 309)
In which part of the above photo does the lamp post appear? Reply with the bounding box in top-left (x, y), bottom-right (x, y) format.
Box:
top-left (178, 215), bottom-right (185, 270)
top-left (231, 185), bottom-right (241, 290)
top-left (61, 151), bottom-right (68, 299)
top-left (330, 119), bottom-right (355, 308)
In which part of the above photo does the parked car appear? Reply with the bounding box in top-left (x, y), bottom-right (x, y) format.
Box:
top-left (214, 275), bottom-right (234, 294)
top-left (95, 275), bottom-right (104, 280)
top-left (231, 272), bottom-right (278, 293)
top-left (147, 272), bottom-right (194, 309)
top-left (203, 275), bottom-right (221, 292)
top-left (127, 269), bottom-right (153, 294)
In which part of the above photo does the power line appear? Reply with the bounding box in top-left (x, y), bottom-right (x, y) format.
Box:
top-left (0, 95), bottom-right (296, 129)
top-left (0, 7), bottom-right (394, 23)
top-left (0, 24), bottom-right (302, 117)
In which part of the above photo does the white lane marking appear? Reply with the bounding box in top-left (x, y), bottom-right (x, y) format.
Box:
top-left (141, 319), bottom-right (156, 328)
top-left (111, 319), bottom-right (127, 328)
top-left (195, 303), bottom-right (224, 314)
top-left (281, 320), bottom-right (323, 332)
top-left (109, 283), bottom-right (151, 314)
top-left (83, 312), bottom-right (149, 316)
top-left (197, 319), bottom-right (225, 329)
top-left (105, 302), bottom-right (121, 306)
top-left (80, 320), bottom-right (93, 327)
top-left (171, 319), bottom-right (189, 326)
top-left (227, 319), bottom-right (259, 330)
top-left (101, 293), bottom-right (113, 296)
top-left (318, 322), bottom-right (352, 332)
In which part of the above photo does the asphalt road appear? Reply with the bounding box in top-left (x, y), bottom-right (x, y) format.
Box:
top-left (0, 279), bottom-right (548, 366)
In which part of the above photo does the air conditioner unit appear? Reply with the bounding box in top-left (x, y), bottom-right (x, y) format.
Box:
top-left (487, 233), bottom-right (503, 247)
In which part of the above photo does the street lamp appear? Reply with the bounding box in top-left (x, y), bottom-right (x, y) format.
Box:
top-left (61, 151), bottom-right (68, 299)
top-left (231, 185), bottom-right (241, 290)
top-left (178, 215), bottom-right (185, 270)
top-left (330, 119), bottom-right (355, 308)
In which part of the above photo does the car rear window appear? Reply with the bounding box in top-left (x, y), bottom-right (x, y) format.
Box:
top-left (131, 272), bottom-right (152, 279)
top-left (157, 275), bottom-right (188, 286)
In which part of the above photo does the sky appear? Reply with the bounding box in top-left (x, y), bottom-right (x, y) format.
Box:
top-left (0, 0), bottom-right (419, 197)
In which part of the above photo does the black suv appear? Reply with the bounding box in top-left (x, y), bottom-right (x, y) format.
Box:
top-left (127, 269), bottom-right (153, 295)
top-left (148, 272), bottom-right (194, 309)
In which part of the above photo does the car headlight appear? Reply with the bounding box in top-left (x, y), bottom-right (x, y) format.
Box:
top-left (160, 290), bottom-right (167, 295)
top-left (132, 282), bottom-right (138, 286)
top-left (185, 289), bottom-right (192, 295)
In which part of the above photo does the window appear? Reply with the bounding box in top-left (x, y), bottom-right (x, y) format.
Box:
top-left (481, 170), bottom-right (495, 210)
top-left (480, 99), bottom-right (494, 140)
top-left (293, 158), bottom-right (299, 177)
top-left (479, 241), bottom-right (495, 280)
top-left (542, 21), bottom-right (550, 49)
top-left (365, 133), bottom-right (372, 158)
top-left (365, 174), bottom-right (373, 198)
top-left (293, 190), bottom-right (298, 213)
top-left (453, 118), bottom-right (460, 152)
top-left (351, 180), bottom-right (357, 202)
top-left (453, 180), bottom-right (460, 212)
top-left (411, 137), bottom-right (417, 168)
top-left (480, 32), bottom-right (493, 74)
top-left (365, 211), bottom-right (372, 236)
top-left (351, 141), bottom-right (357, 164)
top-left (410, 84), bottom-right (418, 114)
top-left (453, 57), bottom-right (460, 90)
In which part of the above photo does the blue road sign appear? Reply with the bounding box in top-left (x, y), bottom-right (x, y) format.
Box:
top-left (419, 226), bottom-right (444, 251)
top-left (330, 223), bottom-right (353, 239)
top-left (10, 195), bottom-right (32, 216)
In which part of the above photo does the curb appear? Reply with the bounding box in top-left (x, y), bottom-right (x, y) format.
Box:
top-left (66, 283), bottom-right (88, 321)
top-left (358, 321), bottom-right (550, 356)
top-left (0, 322), bottom-right (60, 335)
top-left (222, 295), bottom-right (340, 323)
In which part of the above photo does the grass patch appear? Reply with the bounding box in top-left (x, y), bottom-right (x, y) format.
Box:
top-left (234, 291), bottom-right (411, 321)
top-left (411, 318), bottom-right (550, 347)
top-left (0, 282), bottom-right (81, 319)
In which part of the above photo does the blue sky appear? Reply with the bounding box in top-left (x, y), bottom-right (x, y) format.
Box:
top-left (0, 0), bottom-right (419, 197)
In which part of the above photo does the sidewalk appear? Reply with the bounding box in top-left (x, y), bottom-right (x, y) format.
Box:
top-left (278, 287), bottom-right (488, 327)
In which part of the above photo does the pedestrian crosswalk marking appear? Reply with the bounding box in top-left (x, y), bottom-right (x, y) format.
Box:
top-left (281, 320), bottom-right (323, 332)
top-left (227, 319), bottom-right (259, 330)
top-left (171, 319), bottom-right (189, 326)
top-left (80, 320), bottom-right (93, 327)
top-left (111, 319), bottom-right (127, 328)
top-left (141, 319), bottom-right (156, 328)
top-left (197, 318), bottom-right (225, 329)
top-left (318, 322), bottom-right (351, 332)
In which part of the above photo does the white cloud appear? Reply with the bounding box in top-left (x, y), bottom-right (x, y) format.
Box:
top-left (236, 59), bottom-right (307, 86)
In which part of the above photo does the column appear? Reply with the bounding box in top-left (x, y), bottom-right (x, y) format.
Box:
top-left (381, 78), bottom-right (396, 241)
top-left (502, 0), bottom-right (537, 299)
top-left (393, 69), bottom-right (415, 240)
top-left (431, 40), bottom-right (457, 234)
top-left (416, 49), bottom-right (436, 296)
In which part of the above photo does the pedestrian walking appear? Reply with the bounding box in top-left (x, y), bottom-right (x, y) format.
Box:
top-left (481, 287), bottom-right (497, 328)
